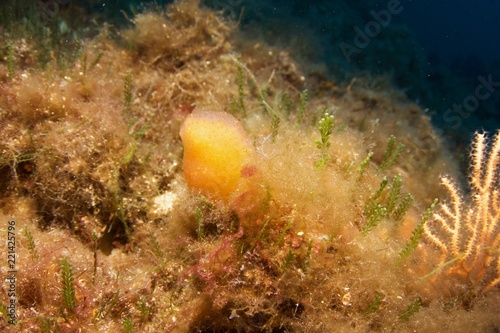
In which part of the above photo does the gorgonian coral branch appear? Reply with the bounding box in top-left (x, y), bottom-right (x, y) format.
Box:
top-left (423, 131), bottom-right (500, 292)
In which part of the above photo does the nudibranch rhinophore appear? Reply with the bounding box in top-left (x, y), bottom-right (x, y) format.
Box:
top-left (179, 110), bottom-right (254, 202)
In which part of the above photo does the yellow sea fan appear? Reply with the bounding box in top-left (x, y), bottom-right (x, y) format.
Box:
top-left (423, 131), bottom-right (500, 292)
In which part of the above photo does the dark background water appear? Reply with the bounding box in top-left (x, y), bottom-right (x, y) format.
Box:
top-left (212, 0), bottom-right (500, 147)
top-left (399, 0), bottom-right (500, 66)
top-left (396, 0), bottom-right (500, 145)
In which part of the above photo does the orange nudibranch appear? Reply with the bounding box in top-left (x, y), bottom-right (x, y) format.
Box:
top-left (179, 110), bottom-right (255, 202)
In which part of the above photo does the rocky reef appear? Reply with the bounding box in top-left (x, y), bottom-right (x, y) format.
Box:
top-left (0, 1), bottom-right (499, 332)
